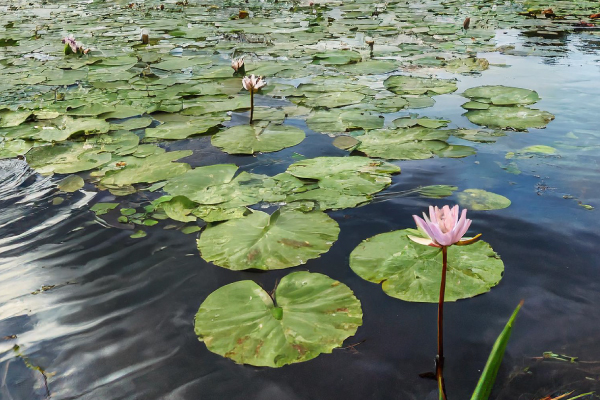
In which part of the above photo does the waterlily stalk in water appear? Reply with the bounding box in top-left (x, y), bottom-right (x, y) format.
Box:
top-left (242, 75), bottom-right (266, 124)
top-left (410, 205), bottom-right (481, 400)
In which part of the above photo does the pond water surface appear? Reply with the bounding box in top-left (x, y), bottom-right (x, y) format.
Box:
top-left (1, 2), bottom-right (600, 400)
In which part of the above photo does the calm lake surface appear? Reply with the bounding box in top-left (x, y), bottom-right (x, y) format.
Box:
top-left (1, 2), bottom-right (600, 400)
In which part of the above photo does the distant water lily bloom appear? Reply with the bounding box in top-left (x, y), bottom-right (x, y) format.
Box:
top-left (242, 75), bottom-right (266, 124)
top-left (62, 35), bottom-right (78, 53)
top-left (242, 75), bottom-right (266, 92)
top-left (409, 205), bottom-right (480, 247)
top-left (231, 57), bottom-right (245, 74)
top-left (62, 35), bottom-right (89, 55)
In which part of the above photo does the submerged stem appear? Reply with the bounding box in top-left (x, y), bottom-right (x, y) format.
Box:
top-left (437, 246), bottom-right (448, 400)
top-left (250, 90), bottom-right (254, 124)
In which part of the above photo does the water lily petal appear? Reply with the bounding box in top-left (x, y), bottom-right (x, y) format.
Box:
top-left (407, 235), bottom-right (440, 247)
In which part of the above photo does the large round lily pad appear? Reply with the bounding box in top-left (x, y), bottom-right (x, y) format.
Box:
top-left (384, 75), bottom-right (457, 96)
top-left (211, 124), bottom-right (305, 155)
top-left (349, 229), bottom-right (504, 302)
top-left (462, 85), bottom-right (540, 106)
top-left (456, 189), bottom-right (511, 210)
top-left (194, 271), bottom-right (363, 367)
top-left (197, 209), bottom-right (340, 270)
top-left (465, 106), bottom-right (555, 130)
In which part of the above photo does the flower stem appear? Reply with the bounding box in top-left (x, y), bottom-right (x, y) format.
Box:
top-left (250, 90), bottom-right (254, 124)
top-left (437, 246), bottom-right (448, 400)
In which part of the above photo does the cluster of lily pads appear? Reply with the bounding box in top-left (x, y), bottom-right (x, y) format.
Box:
top-left (1, 0), bottom-right (589, 390)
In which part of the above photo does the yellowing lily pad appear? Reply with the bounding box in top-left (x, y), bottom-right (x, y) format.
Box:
top-left (194, 271), bottom-right (362, 367)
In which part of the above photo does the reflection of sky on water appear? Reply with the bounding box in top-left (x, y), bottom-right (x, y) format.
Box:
top-left (1, 28), bottom-right (600, 400)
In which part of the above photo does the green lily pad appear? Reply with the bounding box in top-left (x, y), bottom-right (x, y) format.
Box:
top-left (197, 209), bottom-right (340, 271)
top-left (211, 124), bottom-right (305, 155)
top-left (164, 165), bottom-right (304, 212)
top-left (384, 75), bottom-right (457, 96)
top-left (465, 106), bottom-right (555, 131)
top-left (519, 145), bottom-right (557, 155)
top-left (306, 110), bottom-right (384, 134)
top-left (338, 60), bottom-right (399, 75)
top-left (456, 189), bottom-right (511, 211)
top-left (355, 128), bottom-right (450, 160)
top-left (417, 185), bottom-right (458, 198)
top-left (57, 174), bottom-right (84, 192)
top-left (100, 150), bottom-right (192, 186)
top-left (90, 202), bottom-right (119, 215)
top-left (312, 50), bottom-right (362, 65)
top-left (286, 156), bottom-right (400, 179)
top-left (26, 144), bottom-right (112, 175)
top-left (392, 117), bottom-right (450, 129)
top-left (145, 116), bottom-right (226, 140)
top-left (349, 229), bottom-right (504, 302)
top-left (194, 271), bottom-right (362, 367)
top-left (0, 139), bottom-right (34, 159)
top-left (298, 92), bottom-right (365, 109)
top-left (463, 85), bottom-right (541, 106)
top-left (444, 58), bottom-right (489, 74)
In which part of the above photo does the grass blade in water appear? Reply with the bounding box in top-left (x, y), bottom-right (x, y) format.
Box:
top-left (470, 300), bottom-right (524, 400)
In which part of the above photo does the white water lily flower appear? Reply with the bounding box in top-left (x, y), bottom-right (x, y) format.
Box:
top-left (242, 75), bottom-right (266, 92)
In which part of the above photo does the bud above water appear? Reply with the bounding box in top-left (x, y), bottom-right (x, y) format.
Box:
top-left (141, 28), bottom-right (149, 44)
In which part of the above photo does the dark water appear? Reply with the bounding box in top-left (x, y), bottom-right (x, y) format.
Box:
top-left (1, 30), bottom-right (600, 400)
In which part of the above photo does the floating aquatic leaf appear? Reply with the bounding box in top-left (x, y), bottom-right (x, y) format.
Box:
top-left (194, 271), bottom-right (362, 367)
top-left (465, 106), bottom-right (555, 131)
top-left (306, 110), bottom-right (384, 134)
top-left (0, 139), bottom-right (34, 159)
top-left (393, 117), bottom-right (450, 129)
top-left (355, 128), bottom-right (451, 160)
top-left (26, 144), bottom-right (111, 175)
top-left (417, 185), bottom-right (458, 198)
top-left (145, 116), bottom-right (226, 140)
top-left (100, 150), bottom-right (192, 186)
top-left (384, 75), bottom-right (457, 96)
top-left (197, 209), bottom-right (340, 271)
top-left (463, 85), bottom-right (541, 106)
top-left (444, 58), bottom-right (490, 74)
top-left (297, 92), bottom-right (365, 109)
top-left (57, 175), bottom-right (84, 192)
top-left (211, 124), bottom-right (305, 155)
top-left (519, 145), bottom-right (557, 155)
top-left (286, 156), bottom-right (400, 179)
top-left (312, 50), bottom-right (362, 65)
top-left (90, 202), bottom-right (118, 215)
top-left (338, 60), bottom-right (399, 75)
top-left (456, 189), bottom-right (511, 211)
top-left (349, 229), bottom-right (504, 302)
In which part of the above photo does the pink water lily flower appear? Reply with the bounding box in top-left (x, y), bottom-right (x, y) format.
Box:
top-left (409, 205), bottom-right (480, 247)
top-left (231, 57), bottom-right (245, 72)
top-left (62, 35), bottom-right (79, 53)
top-left (242, 75), bottom-right (266, 92)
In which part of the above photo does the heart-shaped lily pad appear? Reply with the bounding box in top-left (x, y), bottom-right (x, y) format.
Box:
top-left (197, 209), bottom-right (340, 271)
top-left (194, 271), bottom-right (363, 367)
top-left (349, 229), bottom-right (504, 302)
